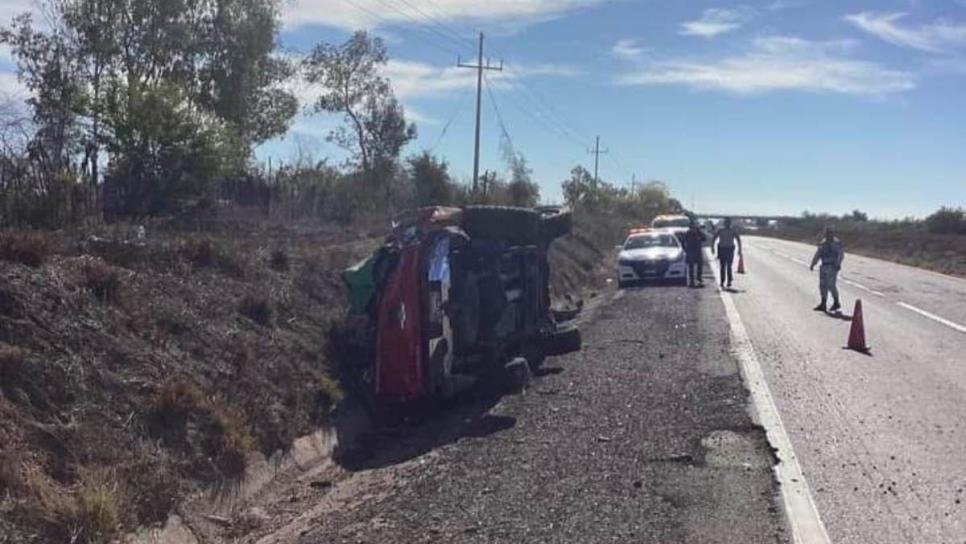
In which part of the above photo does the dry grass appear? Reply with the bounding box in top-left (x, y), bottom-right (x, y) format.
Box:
top-left (74, 257), bottom-right (122, 303)
top-left (153, 380), bottom-right (205, 426)
top-left (0, 343), bottom-right (28, 384)
top-left (239, 293), bottom-right (273, 326)
top-left (70, 470), bottom-right (123, 544)
top-left (178, 238), bottom-right (247, 277)
top-left (151, 381), bottom-right (254, 479)
top-left (319, 372), bottom-right (344, 408)
top-left (0, 221), bottom-right (368, 539)
top-left (204, 401), bottom-right (256, 478)
top-left (0, 451), bottom-right (23, 493)
top-left (0, 230), bottom-right (53, 267)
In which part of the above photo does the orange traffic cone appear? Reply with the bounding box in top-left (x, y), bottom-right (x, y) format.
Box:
top-left (846, 299), bottom-right (870, 353)
top-left (737, 252), bottom-right (746, 274)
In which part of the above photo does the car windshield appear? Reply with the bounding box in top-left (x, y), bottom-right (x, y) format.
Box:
top-left (653, 218), bottom-right (690, 228)
top-left (624, 235), bottom-right (678, 250)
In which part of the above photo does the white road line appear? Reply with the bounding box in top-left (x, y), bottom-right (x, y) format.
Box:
top-left (839, 278), bottom-right (885, 298)
top-left (706, 249), bottom-right (832, 544)
top-left (896, 302), bottom-right (966, 335)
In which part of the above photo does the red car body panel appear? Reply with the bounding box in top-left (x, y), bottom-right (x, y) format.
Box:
top-left (375, 244), bottom-right (426, 401)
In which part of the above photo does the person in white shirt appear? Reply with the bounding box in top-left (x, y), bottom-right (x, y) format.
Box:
top-left (711, 218), bottom-right (742, 288)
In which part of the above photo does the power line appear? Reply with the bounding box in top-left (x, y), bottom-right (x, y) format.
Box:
top-left (425, 87), bottom-right (471, 152)
top-left (374, 0), bottom-right (474, 54)
top-left (338, 0), bottom-right (464, 57)
top-left (384, 0), bottom-right (476, 50)
top-left (484, 72), bottom-right (514, 157)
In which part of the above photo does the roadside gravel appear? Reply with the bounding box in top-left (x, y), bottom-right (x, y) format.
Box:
top-left (282, 282), bottom-right (790, 543)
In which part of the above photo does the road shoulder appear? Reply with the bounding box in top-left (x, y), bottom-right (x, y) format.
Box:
top-left (211, 282), bottom-right (790, 543)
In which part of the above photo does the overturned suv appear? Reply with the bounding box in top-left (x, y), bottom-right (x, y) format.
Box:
top-left (341, 205), bottom-right (581, 411)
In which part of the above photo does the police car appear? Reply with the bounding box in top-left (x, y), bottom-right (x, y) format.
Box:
top-left (616, 228), bottom-right (688, 288)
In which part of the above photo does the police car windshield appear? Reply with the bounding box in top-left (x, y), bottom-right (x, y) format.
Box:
top-left (653, 218), bottom-right (690, 228)
top-left (625, 235), bottom-right (678, 250)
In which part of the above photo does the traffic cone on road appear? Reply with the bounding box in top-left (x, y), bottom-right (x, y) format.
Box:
top-left (737, 252), bottom-right (746, 274)
top-left (846, 299), bottom-right (870, 354)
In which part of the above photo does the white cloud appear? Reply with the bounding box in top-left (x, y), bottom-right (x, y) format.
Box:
top-left (281, 0), bottom-right (609, 30)
top-left (612, 38), bottom-right (644, 60)
top-left (615, 36), bottom-right (916, 96)
top-left (680, 8), bottom-right (747, 38)
top-left (844, 12), bottom-right (966, 54)
top-left (291, 57), bottom-right (579, 107)
top-left (382, 59), bottom-right (478, 99)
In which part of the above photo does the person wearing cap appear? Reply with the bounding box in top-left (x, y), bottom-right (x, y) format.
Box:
top-left (683, 221), bottom-right (706, 287)
top-left (810, 227), bottom-right (845, 312)
top-left (711, 218), bottom-right (742, 288)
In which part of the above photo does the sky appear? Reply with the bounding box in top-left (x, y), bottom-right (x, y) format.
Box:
top-left (2, 0), bottom-right (966, 218)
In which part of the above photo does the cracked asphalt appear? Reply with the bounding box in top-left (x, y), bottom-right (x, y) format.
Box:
top-left (291, 281), bottom-right (789, 543)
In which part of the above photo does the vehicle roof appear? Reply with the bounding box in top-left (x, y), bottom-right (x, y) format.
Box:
top-left (625, 229), bottom-right (681, 241)
top-left (652, 214), bottom-right (690, 221)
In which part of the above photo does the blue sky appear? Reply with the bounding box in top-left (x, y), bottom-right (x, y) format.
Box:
top-left (2, 0), bottom-right (965, 218)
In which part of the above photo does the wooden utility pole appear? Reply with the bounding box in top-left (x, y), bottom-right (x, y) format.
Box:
top-left (588, 135), bottom-right (609, 190)
top-left (458, 32), bottom-right (503, 193)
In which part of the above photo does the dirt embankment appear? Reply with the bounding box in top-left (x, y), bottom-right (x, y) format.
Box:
top-left (0, 220), bottom-right (378, 543)
top-left (757, 226), bottom-right (966, 278)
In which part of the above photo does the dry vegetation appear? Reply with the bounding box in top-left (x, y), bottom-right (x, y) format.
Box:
top-left (0, 218), bottom-right (377, 542)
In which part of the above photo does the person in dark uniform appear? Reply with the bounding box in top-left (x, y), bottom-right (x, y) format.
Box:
top-left (683, 222), bottom-right (706, 287)
top-left (711, 218), bottom-right (742, 288)
top-left (810, 227), bottom-right (845, 312)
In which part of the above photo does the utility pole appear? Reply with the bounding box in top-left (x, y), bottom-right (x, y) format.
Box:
top-left (458, 32), bottom-right (503, 193)
top-left (587, 135), bottom-right (608, 190)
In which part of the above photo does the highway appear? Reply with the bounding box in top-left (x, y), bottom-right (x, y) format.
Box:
top-left (727, 236), bottom-right (966, 544)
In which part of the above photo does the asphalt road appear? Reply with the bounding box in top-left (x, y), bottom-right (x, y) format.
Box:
top-left (263, 279), bottom-right (789, 543)
top-left (728, 236), bottom-right (966, 544)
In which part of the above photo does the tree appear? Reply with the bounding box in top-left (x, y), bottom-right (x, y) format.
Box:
top-left (408, 151), bottom-right (452, 206)
top-left (925, 207), bottom-right (966, 235)
top-left (194, 0), bottom-right (297, 156)
top-left (561, 165), bottom-right (595, 207)
top-left (505, 152), bottom-right (539, 207)
top-left (303, 31), bottom-right (416, 177)
top-left (103, 84), bottom-right (227, 216)
top-left (1, 13), bottom-right (86, 179)
top-left (2, 0), bottom-right (296, 220)
top-left (847, 209), bottom-right (868, 222)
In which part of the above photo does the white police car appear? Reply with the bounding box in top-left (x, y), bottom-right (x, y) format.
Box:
top-left (616, 229), bottom-right (688, 288)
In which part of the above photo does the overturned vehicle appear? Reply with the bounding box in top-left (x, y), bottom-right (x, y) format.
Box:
top-left (341, 205), bottom-right (581, 411)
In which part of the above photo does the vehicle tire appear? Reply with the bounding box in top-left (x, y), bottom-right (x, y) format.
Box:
top-left (535, 206), bottom-right (573, 243)
top-left (550, 306), bottom-right (580, 323)
top-left (522, 341), bottom-right (547, 370)
top-left (462, 205), bottom-right (540, 246)
top-left (543, 324), bottom-right (582, 356)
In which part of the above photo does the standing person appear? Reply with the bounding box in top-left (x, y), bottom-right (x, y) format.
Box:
top-left (711, 218), bottom-right (742, 288)
top-left (683, 222), bottom-right (706, 287)
top-left (810, 227), bottom-right (845, 312)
